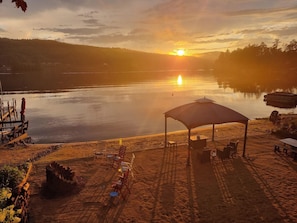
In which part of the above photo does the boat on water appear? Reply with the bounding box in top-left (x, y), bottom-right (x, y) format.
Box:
top-left (265, 100), bottom-right (296, 109)
top-left (264, 92), bottom-right (297, 103)
top-left (264, 92), bottom-right (297, 109)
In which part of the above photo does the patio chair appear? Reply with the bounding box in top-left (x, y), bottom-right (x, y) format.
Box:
top-left (111, 169), bottom-right (131, 199)
top-left (228, 140), bottom-right (239, 158)
top-left (223, 146), bottom-right (231, 159)
top-left (274, 145), bottom-right (280, 153)
top-left (109, 145), bottom-right (127, 168)
top-left (94, 151), bottom-right (104, 159)
top-left (120, 153), bottom-right (135, 177)
top-left (211, 149), bottom-right (217, 160)
top-left (217, 147), bottom-right (230, 160)
top-left (216, 149), bottom-right (224, 160)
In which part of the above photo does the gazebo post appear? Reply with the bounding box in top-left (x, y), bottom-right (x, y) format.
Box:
top-left (187, 128), bottom-right (191, 166)
top-left (212, 124), bottom-right (215, 141)
top-left (242, 121), bottom-right (248, 157)
top-left (164, 116), bottom-right (167, 148)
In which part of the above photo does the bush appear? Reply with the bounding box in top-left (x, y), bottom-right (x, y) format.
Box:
top-left (0, 166), bottom-right (25, 189)
top-left (0, 188), bottom-right (12, 209)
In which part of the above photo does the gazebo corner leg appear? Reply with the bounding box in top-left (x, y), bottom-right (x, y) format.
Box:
top-left (187, 156), bottom-right (191, 166)
top-left (187, 146), bottom-right (191, 166)
top-left (187, 128), bottom-right (191, 166)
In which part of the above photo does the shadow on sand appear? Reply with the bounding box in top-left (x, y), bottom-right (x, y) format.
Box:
top-left (191, 148), bottom-right (283, 222)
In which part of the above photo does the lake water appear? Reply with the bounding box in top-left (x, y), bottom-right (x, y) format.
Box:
top-left (3, 72), bottom-right (296, 143)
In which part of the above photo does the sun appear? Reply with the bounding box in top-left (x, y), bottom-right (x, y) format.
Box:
top-left (176, 49), bottom-right (185, 56)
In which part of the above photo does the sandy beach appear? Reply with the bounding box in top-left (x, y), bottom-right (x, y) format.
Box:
top-left (1, 118), bottom-right (297, 223)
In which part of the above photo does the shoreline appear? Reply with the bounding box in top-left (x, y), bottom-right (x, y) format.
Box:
top-left (30, 118), bottom-right (275, 151)
top-left (0, 117), bottom-right (289, 166)
top-left (21, 119), bottom-right (274, 149)
top-left (32, 114), bottom-right (293, 147)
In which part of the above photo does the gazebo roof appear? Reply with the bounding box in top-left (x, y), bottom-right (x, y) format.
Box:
top-left (164, 97), bottom-right (249, 129)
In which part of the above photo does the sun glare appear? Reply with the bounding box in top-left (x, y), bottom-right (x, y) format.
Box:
top-left (177, 74), bottom-right (183, 85)
top-left (176, 49), bottom-right (185, 56)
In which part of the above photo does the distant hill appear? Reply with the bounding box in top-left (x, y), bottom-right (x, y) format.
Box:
top-left (0, 38), bottom-right (215, 73)
top-left (0, 38), bottom-right (217, 91)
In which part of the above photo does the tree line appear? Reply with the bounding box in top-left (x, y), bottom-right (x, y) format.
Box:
top-left (213, 39), bottom-right (297, 93)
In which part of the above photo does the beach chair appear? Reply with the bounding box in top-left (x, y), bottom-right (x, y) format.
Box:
top-left (109, 145), bottom-right (127, 168)
top-left (228, 140), bottom-right (239, 158)
top-left (217, 147), bottom-right (229, 160)
top-left (274, 145), bottom-right (280, 153)
top-left (211, 149), bottom-right (217, 160)
top-left (120, 153), bottom-right (135, 178)
top-left (111, 169), bottom-right (131, 199)
top-left (94, 151), bottom-right (104, 159)
top-left (216, 149), bottom-right (223, 160)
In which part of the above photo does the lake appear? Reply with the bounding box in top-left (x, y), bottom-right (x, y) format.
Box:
top-left (2, 71), bottom-right (296, 143)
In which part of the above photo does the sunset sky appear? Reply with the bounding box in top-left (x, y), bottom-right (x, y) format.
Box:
top-left (1, 0), bottom-right (297, 56)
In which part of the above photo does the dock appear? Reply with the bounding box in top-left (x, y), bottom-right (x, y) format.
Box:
top-left (0, 97), bottom-right (30, 145)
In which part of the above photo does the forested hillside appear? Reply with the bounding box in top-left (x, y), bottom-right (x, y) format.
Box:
top-left (0, 38), bottom-right (212, 73)
top-left (213, 40), bottom-right (297, 93)
top-left (0, 38), bottom-right (216, 91)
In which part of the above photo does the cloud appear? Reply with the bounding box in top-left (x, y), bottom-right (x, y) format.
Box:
top-left (224, 5), bottom-right (297, 16)
top-left (266, 25), bottom-right (297, 37)
top-left (1, 0), bottom-right (297, 54)
top-left (82, 19), bottom-right (101, 26)
top-left (36, 26), bottom-right (107, 36)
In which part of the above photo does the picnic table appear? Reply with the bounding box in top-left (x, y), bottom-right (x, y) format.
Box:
top-left (280, 138), bottom-right (297, 161)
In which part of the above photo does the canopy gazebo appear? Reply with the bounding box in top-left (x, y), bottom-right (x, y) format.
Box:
top-left (164, 98), bottom-right (249, 165)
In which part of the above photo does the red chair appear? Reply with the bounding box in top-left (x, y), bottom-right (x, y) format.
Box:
top-left (111, 145), bottom-right (127, 168)
top-left (111, 169), bottom-right (131, 199)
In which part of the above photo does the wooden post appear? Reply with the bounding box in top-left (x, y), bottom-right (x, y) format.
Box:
top-left (212, 124), bottom-right (215, 141)
top-left (187, 128), bottom-right (191, 166)
top-left (242, 122), bottom-right (248, 157)
top-left (164, 116), bottom-right (167, 148)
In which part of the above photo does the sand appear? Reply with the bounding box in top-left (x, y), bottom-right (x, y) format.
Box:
top-left (1, 118), bottom-right (297, 223)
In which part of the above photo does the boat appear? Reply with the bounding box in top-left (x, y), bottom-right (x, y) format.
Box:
top-left (265, 100), bottom-right (296, 109)
top-left (264, 92), bottom-right (297, 104)
top-left (264, 91), bottom-right (297, 109)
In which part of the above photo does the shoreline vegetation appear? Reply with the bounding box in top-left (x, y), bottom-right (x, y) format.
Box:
top-left (1, 115), bottom-right (297, 222)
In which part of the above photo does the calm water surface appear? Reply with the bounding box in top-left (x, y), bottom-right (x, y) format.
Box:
top-left (3, 73), bottom-right (296, 143)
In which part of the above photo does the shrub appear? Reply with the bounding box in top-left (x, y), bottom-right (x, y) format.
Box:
top-left (0, 166), bottom-right (25, 189)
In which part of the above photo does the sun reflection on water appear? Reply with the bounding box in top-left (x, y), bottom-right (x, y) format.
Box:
top-left (177, 74), bottom-right (183, 85)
